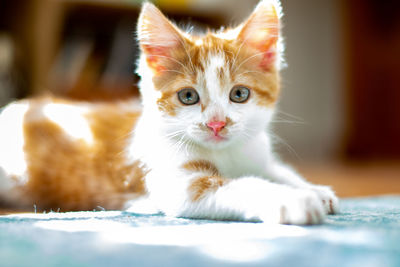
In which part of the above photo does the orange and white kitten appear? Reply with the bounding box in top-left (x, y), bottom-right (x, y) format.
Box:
top-left (0, 0), bottom-right (338, 224)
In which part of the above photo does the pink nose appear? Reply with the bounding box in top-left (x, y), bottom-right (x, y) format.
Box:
top-left (207, 121), bottom-right (226, 136)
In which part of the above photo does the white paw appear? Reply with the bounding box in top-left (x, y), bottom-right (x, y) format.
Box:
top-left (182, 177), bottom-right (328, 225)
top-left (220, 178), bottom-right (326, 225)
top-left (309, 185), bottom-right (339, 214)
top-left (272, 189), bottom-right (325, 225)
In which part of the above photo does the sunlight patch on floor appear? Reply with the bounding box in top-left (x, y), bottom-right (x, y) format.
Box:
top-left (33, 218), bottom-right (308, 262)
top-left (6, 211), bottom-right (122, 219)
top-left (36, 220), bottom-right (306, 245)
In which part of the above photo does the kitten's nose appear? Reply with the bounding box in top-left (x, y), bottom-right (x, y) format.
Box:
top-left (207, 121), bottom-right (226, 136)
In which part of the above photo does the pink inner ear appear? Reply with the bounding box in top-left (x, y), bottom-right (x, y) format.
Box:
top-left (251, 26), bottom-right (279, 71)
top-left (257, 37), bottom-right (278, 71)
top-left (238, 3), bottom-right (279, 71)
top-left (142, 45), bottom-right (168, 73)
top-left (245, 34), bottom-right (278, 72)
top-left (259, 51), bottom-right (276, 71)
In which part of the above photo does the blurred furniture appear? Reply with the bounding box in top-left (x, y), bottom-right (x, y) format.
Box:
top-left (0, 0), bottom-right (228, 101)
top-left (344, 0), bottom-right (400, 159)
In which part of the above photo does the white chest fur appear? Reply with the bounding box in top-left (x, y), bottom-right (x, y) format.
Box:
top-left (203, 132), bottom-right (272, 179)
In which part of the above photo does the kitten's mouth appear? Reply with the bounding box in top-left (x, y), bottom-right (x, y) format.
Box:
top-left (207, 133), bottom-right (227, 143)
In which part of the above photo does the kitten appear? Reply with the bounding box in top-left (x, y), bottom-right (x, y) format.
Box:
top-left (0, 0), bottom-right (338, 224)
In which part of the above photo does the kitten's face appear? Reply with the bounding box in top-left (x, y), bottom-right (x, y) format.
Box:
top-left (137, 1), bottom-right (282, 149)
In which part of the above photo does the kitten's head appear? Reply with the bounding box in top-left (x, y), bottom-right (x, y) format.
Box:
top-left (137, 0), bottom-right (283, 149)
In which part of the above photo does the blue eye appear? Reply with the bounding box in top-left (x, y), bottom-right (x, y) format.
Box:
top-left (230, 85), bottom-right (250, 103)
top-left (177, 88), bottom-right (199, 105)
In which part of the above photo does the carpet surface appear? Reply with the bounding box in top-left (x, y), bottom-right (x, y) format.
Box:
top-left (1, 196), bottom-right (400, 267)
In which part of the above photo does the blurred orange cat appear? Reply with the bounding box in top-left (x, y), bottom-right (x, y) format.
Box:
top-left (0, 98), bottom-right (145, 210)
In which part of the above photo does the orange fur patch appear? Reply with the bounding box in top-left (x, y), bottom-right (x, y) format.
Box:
top-left (182, 160), bottom-right (220, 176)
top-left (188, 175), bottom-right (228, 202)
top-left (237, 69), bottom-right (280, 106)
top-left (20, 97), bottom-right (146, 211)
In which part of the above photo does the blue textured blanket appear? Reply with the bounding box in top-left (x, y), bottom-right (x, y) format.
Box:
top-left (1, 196), bottom-right (399, 267)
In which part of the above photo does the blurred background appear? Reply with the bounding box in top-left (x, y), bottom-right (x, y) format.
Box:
top-left (0, 0), bottom-right (399, 197)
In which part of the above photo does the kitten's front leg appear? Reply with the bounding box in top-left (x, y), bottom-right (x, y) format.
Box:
top-left (265, 161), bottom-right (339, 214)
top-left (185, 176), bottom-right (326, 224)
top-left (142, 165), bottom-right (325, 225)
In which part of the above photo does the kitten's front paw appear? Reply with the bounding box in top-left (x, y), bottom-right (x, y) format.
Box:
top-left (309, 185), bottom-right (339, 214)
top-left (274, 189), bottom-right (325, 225)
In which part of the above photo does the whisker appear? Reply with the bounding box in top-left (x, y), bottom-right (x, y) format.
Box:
top-left (171, 133), bottom-right (187, 156)
top-left (231, 34), bottom-right (252, 71)
top-left (173, 33), bottom-right (195, 74)
top-left (235, 51), bottom-right (270, 71)
top-left (269, 119), bottom-right (307, 125)
top-left (165, 130), bottom-right (185, 139)
top-left (223, 49), bottom-right (235, 58)
top-left (159, 69), bottom-right (186, 76)
top-left (144, 54), bottom-right (189, 72)
top-left (183, 138), bottom-right (196, 156)
top-left (236, 70), bottom-right (265, 78)
top-left (275, 110), bottom-right (305, 123)
top-left (270, 133), bottom-right (300, 160)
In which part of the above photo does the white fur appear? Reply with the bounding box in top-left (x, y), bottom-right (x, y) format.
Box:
top-left (130, 107), bottom-right (337, 224)
top-left (180, 177), bottom-right (324, 224)
top-left (138, 3), bottom-right (181, 47)
top-left (131, 50), bottom-right (338, 223)
top-left (0, 102), bottom-right (30, 204)
top-left (42, 103), bottom-right (94, 145)
top-left (129, 1), bottom-right (339, 225)
top-left (0, 102), bottom-right (29, 182)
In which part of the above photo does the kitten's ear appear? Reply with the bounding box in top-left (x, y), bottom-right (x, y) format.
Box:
top-left (137, 3), bottom-right (187, 73)
top-left (237, 0), bottom-right (282, 70)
